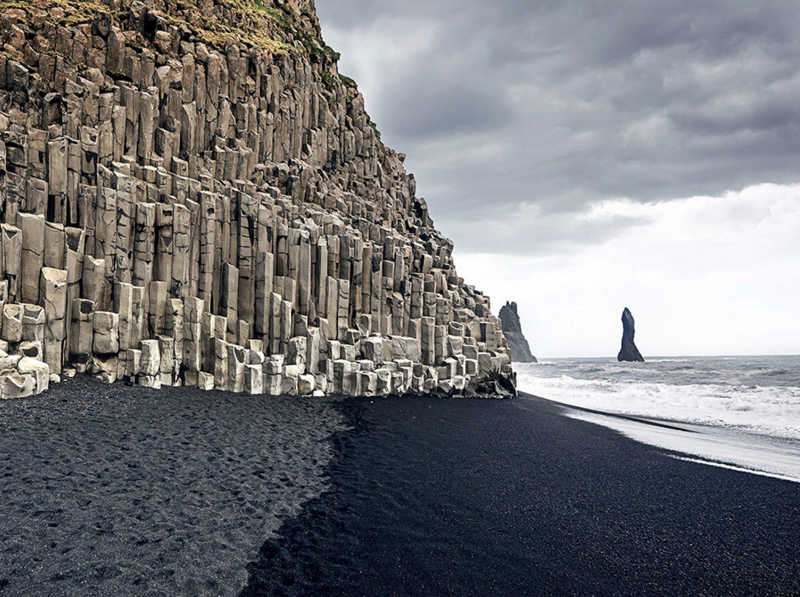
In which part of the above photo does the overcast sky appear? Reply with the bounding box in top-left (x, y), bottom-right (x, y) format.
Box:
top-left (316, 0), bottom-right (800, 357)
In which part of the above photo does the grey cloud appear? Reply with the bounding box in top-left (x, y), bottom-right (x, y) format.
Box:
top-left (316, 0), bottom-right (800, 253)
top-left (669, 96), bottom-right (800, 136)
top-left (447, 208), bottom-right (651, 257)
top-left (381, 81), bottom-right (513, 140)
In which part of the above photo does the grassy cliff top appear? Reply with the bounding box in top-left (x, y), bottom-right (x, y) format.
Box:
top-left (0, 0), bottom-right (339, 61)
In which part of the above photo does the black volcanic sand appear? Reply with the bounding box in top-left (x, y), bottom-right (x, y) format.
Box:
top-left (2, 386), bottom-right (799, 597)
top-left (0, 377), bottom-right (344, 596)
top-left (240, 393), bottom-right (800, 597)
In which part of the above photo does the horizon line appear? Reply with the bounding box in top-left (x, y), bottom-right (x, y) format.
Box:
top-left (524, 353), bottom-right (799, 360)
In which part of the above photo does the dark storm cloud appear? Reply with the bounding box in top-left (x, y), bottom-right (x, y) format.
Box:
top-left (382, 81), bottom-right (513, 140)
top-left (316, 0), bottom-right (800, 254)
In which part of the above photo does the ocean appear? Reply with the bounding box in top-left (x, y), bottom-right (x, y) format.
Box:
top-left (516, 355), bottom-right (800, 440)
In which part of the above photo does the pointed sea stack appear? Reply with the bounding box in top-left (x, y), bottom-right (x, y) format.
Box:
top-left (499, 302), bottom-right (537, 363)
top-left (617, 308), bottom-right (644, 362)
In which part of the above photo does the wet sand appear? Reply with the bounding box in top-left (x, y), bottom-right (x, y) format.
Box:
top-left (241, 393), bottom-right (800, 596)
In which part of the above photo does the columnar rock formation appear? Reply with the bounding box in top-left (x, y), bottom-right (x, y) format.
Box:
top-left (0, 0), bottom-right (515, 398)
top-left (498, 301), bottom-right (536, 363)
top-left (617, 308), bottom-right (644, 362)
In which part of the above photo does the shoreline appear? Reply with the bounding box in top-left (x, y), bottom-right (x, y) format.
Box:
top-left (242, 393), bottom-right (800, 596)
top-left (524, 392), bottom-right (800, 482)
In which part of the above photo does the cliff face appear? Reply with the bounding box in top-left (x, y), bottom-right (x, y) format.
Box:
top-left (617, 308), bottom-right (644, 362)
top-left (498, 302), bottom-right (536, 363)
top-left (296, 0), bottom-right (316, 12)
top-left (0, 0), bottom-right (514, 398)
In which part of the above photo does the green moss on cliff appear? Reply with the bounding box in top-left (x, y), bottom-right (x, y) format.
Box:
top-left (369, 120), bottom-right (382, 142)
top-left (0, 0), bottom-right (375, 134)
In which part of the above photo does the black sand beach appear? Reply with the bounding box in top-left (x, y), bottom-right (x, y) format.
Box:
top-left (2, 383), bottom-right (799, 596)
top-left (241, 393), bottom-right (800, 596)
top-left (0, 377), bottom-right (344, 596)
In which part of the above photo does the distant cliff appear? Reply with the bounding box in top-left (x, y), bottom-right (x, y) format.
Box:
top-left (499, 302), bottom-right (537, 363)
top-left (618, 308), bottom-right (644, 362)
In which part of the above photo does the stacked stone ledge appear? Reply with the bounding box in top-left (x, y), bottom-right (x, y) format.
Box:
top-left (0, 0), bottom-right (515, 399)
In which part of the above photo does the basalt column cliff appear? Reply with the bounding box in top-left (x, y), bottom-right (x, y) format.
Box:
top-left (0, 0), bottom-right (515, 398)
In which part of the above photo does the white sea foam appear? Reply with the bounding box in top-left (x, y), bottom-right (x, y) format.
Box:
top-left (564, 410), bottom-right (800, 483)
top-left (518, 370), bottom-right (800, 440)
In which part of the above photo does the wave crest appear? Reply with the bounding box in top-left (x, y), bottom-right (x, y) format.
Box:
top-left (518, 371), bottom-right (800, 440)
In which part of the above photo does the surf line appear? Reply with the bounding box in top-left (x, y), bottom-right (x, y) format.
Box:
top-left (520, 392), bottom-right (698, 433)
top-left (672, 456), bottom-right (800, 484)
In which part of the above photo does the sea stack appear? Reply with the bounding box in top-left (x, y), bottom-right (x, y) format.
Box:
top-left (499, 302), bottom-right (537, 363)
top-left (617, 308), bottom-right (644, 362)
top-left (0, 0), bottom-right (515, 398)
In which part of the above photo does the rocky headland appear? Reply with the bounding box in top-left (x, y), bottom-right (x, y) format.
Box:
top-left (617, 307), bottom-right (644, 362)
top-left (498, 301), bottom-right (536, 363)
top-left (0, 0), bottom-right (515, 399)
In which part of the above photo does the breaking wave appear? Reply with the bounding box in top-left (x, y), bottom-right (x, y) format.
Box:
top-left (516, 356), bottom-right (800, 440)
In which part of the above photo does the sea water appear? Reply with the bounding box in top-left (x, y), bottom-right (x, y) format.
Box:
top-left (516, 356), bottom-right (800, 440)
